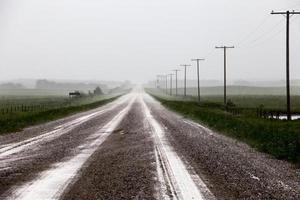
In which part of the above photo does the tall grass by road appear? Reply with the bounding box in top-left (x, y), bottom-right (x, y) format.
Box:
top-left (0, 93), bottom-right (124, 114)
top-left (150, 88), bottom-right (300, 111)
top-left (0, 95), bottom-right (121, 135)
top-left (147, 90), bottom-right (300, 166)
top-left (160, 85), bottom-right (300, 96)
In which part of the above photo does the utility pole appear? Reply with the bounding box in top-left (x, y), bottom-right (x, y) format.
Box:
top-left (271, 10), bottom-right (300, 121)
top-left (159, 75), bottom-right (163, 89)
top-left (165, 75), bottom-right (168, 94)
top-left (215, 46), bottom-right (234, 105)
top-left (191, 58), bottom-right (205, 102)
top-left (157, 75), bottom-right (163, 89)
top-left (168, 74), bottom-right (174, 96)
top-left (173, 69), bottom-right (180, 96)
top-left (180, 64), bottom-right (191, 97)
top-left (156, 75), bottom-right (159, 89)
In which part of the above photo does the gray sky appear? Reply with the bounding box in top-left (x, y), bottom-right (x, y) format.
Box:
top-left (0, 0), bottom-right (299, 84)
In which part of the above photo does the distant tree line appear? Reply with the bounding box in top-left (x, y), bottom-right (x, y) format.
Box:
top-left (36, 79), bottom-right (108, 93)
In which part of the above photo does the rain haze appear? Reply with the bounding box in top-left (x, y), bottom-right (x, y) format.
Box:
top-left (2, 1), bottom-right (300, 200)
top-left (0, 0), bottom-right (299, 84)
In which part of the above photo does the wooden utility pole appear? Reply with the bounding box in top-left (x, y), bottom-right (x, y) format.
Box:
top-left (165, 75), bottom-right (168, 94)
top-left (168, 74), bottom-right (174, 96)
top-left (157, 75), bottom-right (164, 89)
top-left (173, 69), bottom-right (180, 96)
top-left (156, 75), bottom-right (160, 88)
top-left (215, 46), bottom-right (234, 105)
top-left (271, 10), bottom-right (300, 120)
top-left (180, 64), bottom-right (191, 97)
top-left (191, 58), bottom-right (205, 102)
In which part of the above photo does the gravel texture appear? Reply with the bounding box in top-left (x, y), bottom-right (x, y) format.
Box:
top-left (0, 98), bottom-right (128, 197)
top-left (144, 95), bottom-right (300, 200)
top-left (61, 101), bottom-right (157, 200)
top-left (1, 92), bottom-right (300, 200)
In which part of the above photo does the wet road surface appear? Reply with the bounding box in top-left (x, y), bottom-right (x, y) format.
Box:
top-left (0, 90), bottom-right (299, 200)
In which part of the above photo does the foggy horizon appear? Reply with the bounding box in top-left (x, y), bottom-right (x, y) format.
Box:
top-left (0, 0), bottom-right (299, 84)
top-left (1, 1), bottom-right (300, 199)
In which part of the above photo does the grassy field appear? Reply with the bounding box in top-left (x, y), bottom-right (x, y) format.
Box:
top-left (0, 88), bottom-right (72, 96)
top-left (0, 93), bottom-right (125, 135)
top-left (0, 91), bottom-right (127, 114)
top-left (158, 85), bottom-right (300, 96)
top-left (150, 88), bottom-right (300, 111)
top-left (147, 88), bottom-right (300, 166)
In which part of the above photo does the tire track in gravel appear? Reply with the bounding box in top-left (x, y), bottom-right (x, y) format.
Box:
top-left (144, 93), bottom-right (300, 200)
top-left (140, 94), bottom-right (215, 200)
top-left (0, 95), bottom-right (134, 198)
top-left (0, 95), bottom-right (130, 159)
top-left (62, 97), bottom-right (157, 200)
top-left (3, 96), bottom-right (135, 200)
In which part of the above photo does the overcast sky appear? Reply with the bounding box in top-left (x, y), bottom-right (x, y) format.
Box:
top-left (0, 0), bottom-right (299, 84)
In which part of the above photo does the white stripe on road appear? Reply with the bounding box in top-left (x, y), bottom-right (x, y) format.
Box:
top-left (141, 94), bottom-right (215, 200)
top-left (0, 111), bottom-right (105, 158)
top-left (182, 120), bottom-right (215, 136)
top-left (0, 95), bottom-right (128, 159)
top-left (5, 96), bottom-right (135, 200)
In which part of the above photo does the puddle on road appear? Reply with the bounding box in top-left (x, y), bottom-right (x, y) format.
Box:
top-left (268, 114), bottom-right (300, 120)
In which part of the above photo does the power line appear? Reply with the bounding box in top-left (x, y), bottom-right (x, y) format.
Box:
top-left (247, 23), bottom-right (286, 48)
top-left (205, 48), bottom-right (216, 59)
top-left (236, 14), bottom-right (272, 46)
top-left (239, 14), bottom-right (298, 48)
top-left (251, 14), bottom-right (299, 48)
top-left (239, 17), bottom-right (285, 48)
top-left (237, 4), bottom-right (300, 48)
top-left (281, 3), bottom-right (300, 10)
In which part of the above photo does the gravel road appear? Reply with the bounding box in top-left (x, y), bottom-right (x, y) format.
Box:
top-left (0, 90), bottom-right (299, 200)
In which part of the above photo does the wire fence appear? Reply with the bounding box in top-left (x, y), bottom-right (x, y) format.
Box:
top-left (0, 95), bottom-right (105, 115)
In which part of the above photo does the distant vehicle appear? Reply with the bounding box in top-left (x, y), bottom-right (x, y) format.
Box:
top-left (69, 91), bottom-right (82, 98)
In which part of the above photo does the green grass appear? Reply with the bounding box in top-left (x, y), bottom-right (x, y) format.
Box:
top-left (147, 90), bottom-right (300, 166)
top-left (0, 88), bottom-right (73, 96)
top-left (0, 95), bottom-right (121, 135)
top-left (148, 88), bottom-right (300, 111)
top-left (0, 93), bottom-right (125, 114)
top-left (162, 85), bottom-right (300, 96)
